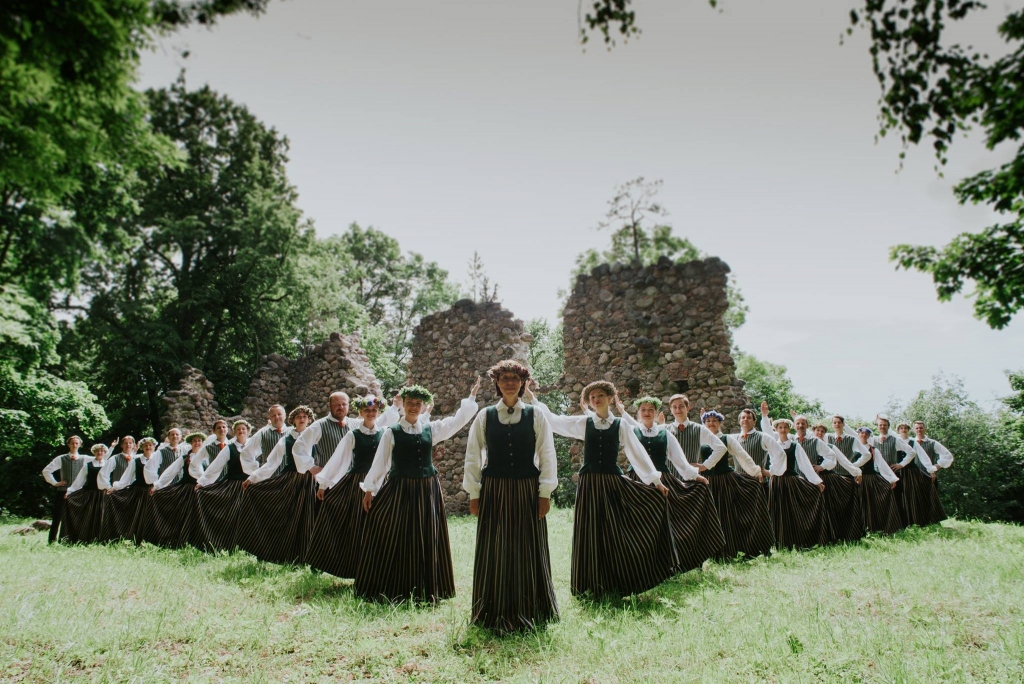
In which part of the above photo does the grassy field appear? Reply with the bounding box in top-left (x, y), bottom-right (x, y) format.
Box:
top-left (1, 511), bottom-right (1023, 683)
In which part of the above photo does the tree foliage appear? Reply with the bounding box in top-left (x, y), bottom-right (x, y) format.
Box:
top-left (734, 351), bottom-right (823, 420)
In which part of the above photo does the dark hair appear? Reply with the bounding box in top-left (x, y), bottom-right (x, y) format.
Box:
top-left (488, 360), bottom-right (531, 398)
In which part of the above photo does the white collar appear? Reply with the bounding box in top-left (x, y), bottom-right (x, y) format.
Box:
top-left (493, 398), bottom-right (525, 411)
top-left (638, 423), bottom-right (660, 435)
top-left (399, 418), bottom-right (421, 430)
top-left (356, 420), bottom-right (381, 435)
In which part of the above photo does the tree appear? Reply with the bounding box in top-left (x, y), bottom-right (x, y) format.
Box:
top-left (465, 251), bottom-right (499, 303)
top-left (569, 178), bottom-right (748, 329)
top-left (734, 351), bottom-right (823, 419)
top-left (525, 318), bottom-right (564, 388)
top-left (61, 80), bottom-right (310, 437)
top-left (581, 2), bottom-right (1024, 329)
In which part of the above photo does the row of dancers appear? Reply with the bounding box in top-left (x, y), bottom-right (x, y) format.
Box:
top-left (41, 360), bottom-right (953, 633)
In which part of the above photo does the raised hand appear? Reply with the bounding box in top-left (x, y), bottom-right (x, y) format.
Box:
top-left (760, 401), bottom-right (769, 417)
top-left (470, 376), bottom-right (482, 397)
top-left (656, 411), bottom-right (666, 425)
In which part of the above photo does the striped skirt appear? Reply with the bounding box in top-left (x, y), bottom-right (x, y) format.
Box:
top-left (196, 479), bottom-right (245, 552)
top-left (897, 467), bottom-right (934, 527)
top-left (150, 483), bottom-right (201, 549)
top-left (769, 475), bottom-right (829, 550)
top-left (571, 473), bottom-right (677, 599)
top-left (99, 486), bottom-right (151, 544)
top-left (819, 471), bottom-right (864, 543)
top-left (860, 473), bottom-right (903, 535)
top-left (61, 491), bottom-right (105, 544)
top-left (235, 471), bottom-right (316, 565)
top-left (472, 476), bottom-right (559, 632)
top-left (924, 473), bottom-right (947, 525)
top-left (354, 475), bottom-right (454, 603)
top-left (705, 470), bottom-right (774, 561)
top-left (305, 471), bottom-right (370, 579)
top-left (628, 470), bottom-right (725, 573)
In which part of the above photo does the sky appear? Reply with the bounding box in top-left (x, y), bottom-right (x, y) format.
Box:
top-left (137, 0), bottom-right (1024, 417)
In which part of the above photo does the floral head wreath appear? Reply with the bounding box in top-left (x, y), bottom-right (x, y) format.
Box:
top-left (352, 395), bottom-right (385, 411)
top-left (232, 419), bottom-right (253, 432)
top-left (856, 426), bottom-right (873, 436)
top-left (773, 418), bottom-right (794, 429)
top-left (90, 443), bottom-right (108, 455)
top-left (398, 385), bottom-right (434, 404)
top-left (632, 396), bottom-right (663, 410)
top-left (185, 432), bottom-right (207, 443)
top-left (138, 437), bottom-right (158, 448)
top-left (287, 405), bottom-right (316, 425)
top-left (701, 410), bottom-right (725, 423)
top-left (810, 422), bottom-right (828, 431)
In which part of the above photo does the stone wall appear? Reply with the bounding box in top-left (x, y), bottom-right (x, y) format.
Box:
top-left (160, 365), bottom-right (231, 434)
top-left (406, 299), bottom-right (532, 513)
top-left (241, 332), bottom-right (382, 422)
top-left (559, 257), bottom-right (748, 469)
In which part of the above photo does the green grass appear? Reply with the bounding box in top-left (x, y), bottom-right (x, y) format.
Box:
top-left (2, 512), bottom-right (1023, 682)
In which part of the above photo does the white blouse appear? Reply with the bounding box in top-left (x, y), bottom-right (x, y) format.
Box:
top-left (246, 427), bottom-right (315, 484)
top-left (153, 450), bottom-right (208, 490)
top-left (66, 457), bottom-right (104, 494)
top-left (315, 420), bottom-right (387, 490)
top-left (463, 399), bottom-right (559, 499)
top-left (111, 454), bottom-right (156, 490)
top-left (710, 431), bottom-right (763, 477)
top-left (613, 411), bottom-right (702, 480)
top-left (360, 396), bottom-right (480, 496)
top-left (196, 439), bottom-right (257, 486)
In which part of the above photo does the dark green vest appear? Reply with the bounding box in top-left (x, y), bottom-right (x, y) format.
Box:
top-left (780, 443), bottom-right (799, 477)
top-left (633, 427), bottom-right (669, 473)
top-left (82, 462), bottom-right (102, 492)
top-left (670, 422), bottom-right (704, 465)
top-left (912, 439), bottom-right (938, 473)
top-left (388, 425), bottom-right (436, 479)
top-left (701, 436), bottom-right (735, 474)
top-left (58, 454), bottom-right (85, 492)
top-left (131, 458), bottom-right (148, 488)
top-left (277, 434), bottom-right (298, 474)
top-left (483, 406), bottom-right (540, 479)
top-left (876, 435), bottom-right (901, 465)
top-left (740, 431), bottom-right (770, 470)
top-left (580, 418), bottom-right (623, 476)
top-left (224, 444), bottom-right (248, 481)
top-left (861, 444), bottom-right (878, 475)
top-left (178, 452), bottom-right (200, 486)
top-left (350, 429), bottom-right (381, 474)
top-left (109, 452), bottom-right (132, 483)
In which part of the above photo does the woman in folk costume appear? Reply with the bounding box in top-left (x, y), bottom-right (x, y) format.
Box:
top-left (825, 415), bottom-right (870, 542)
top-left (851, 427), bottom-right (903, 534)
top-left (909, 420), bottom-right (950, 524)
top-left (865, 415), bottom-right (934, 527)
top-left (149, 432), bottom-right (208, 548)
top-left (41, 435), bottom-right (88, 544)
top-left (195, 420), bottom-right (257, 552)
top-left (698, 409), bottom-right (775, 560)
top-left (102, 437), bottom-right (159, 543)
top-left (759, 416), bottom-right (830, 550)
top-left (355, 380), bottom-right (481, 603)
top-left (235, 406), bottom-right (318, 565)
top-left (462, 362), bottom-right (558, 633)
top-left (761, 411), bottom-right (860, 546)
top-left (307, 397), bottom-right (390, 579)
top-left (614, 395), bottom-right (725, 574)
top-left (61, 442), bottom-right (115, 544)
top-left (533, 381), bottom-right (677, 599)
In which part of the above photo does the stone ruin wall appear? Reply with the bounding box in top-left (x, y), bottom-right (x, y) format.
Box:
top-left (160, 332), bottom-right (381, 435)
top-left (160, 259), bottom-right (748, 510)
top-left (405, 299), bottom-right (532, 513)
top-left (559, 257), bottom-right (749, 472)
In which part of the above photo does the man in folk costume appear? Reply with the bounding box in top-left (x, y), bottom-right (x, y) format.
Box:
top-left (356, 379), bottom-right (481, 603)
top-left (293, 392), bottom-right (351, 474)
top-left (307, 397), bottom-right (389, 579)
top-left (204, 420), bottom-right (231, 468)
top-left (149, 431), bottom-right (208, 548)
top-left (462, 361), bottom-right (558, 632)
top-left (241, 404), bottom-right (287, 467)
top-left (910, 420), bottom-right (950, 524)
top-left (236, 406), bottom-right (319, 564)
top-left (699, 410), bottom-right (775, 559)
top-left (195, 420), bottom-right (257, 552)
top-left (614, 396), bottom-right (726, 574)
top-left (826, 415), bottom-right (871, 542)
top-left (533, 380), bottom-right (677, 599)
top-left (41, 435), bottom-right (87, 544)
top-left (105, 437), bottom-right (160, 543)
top-left (149, 428), bottom-right (188, 485)
top-left (864, 415), bottom-right (935, 527)
top-left (61, 443), bottom-right (112, 544)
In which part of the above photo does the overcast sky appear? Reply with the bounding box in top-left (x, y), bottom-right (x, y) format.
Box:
top-left (138, 0), bottom-right (1023, 417)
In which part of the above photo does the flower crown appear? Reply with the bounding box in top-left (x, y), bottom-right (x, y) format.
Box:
top-left (632, 396), bottom-right (663, 410)
top-left (398, 385), bottom-right (434, 404)
top-left (352, 395), bottom-right (385, 410)
top-left (185, 432), bottom-right (207, 443)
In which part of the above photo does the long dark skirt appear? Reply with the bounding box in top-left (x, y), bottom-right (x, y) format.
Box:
top-left (571, 473), bottom-right (677, 598)
top-left (898, 467), bottom-right (934, 527)
top-left (355, 475), bottom-right (454, 603)
top-left (820, 471), bottom-right (864, 543)
top-left (705, 470), bottom-right (774, 561)
top-left (472, 476), bottom-right (559, 632)
top-left (61, 491), bottom-right (105, 544)
top-left (860, 473), bottom-right (903, 535)
top-left (305, 472), bottom-right (370, 578)
top-left (924, 473), bottom-right (948, 525)
top-left (235, 471), bottom-right (316, 565)
top-left (769, 475), bottom-right (829, 550)
top-left (196, 479), bottom-right (245, 552)
top-left (628, 469), bottom-right (725, 573)
top-left (99, 486), bottom-right (151, 543)
top-left (150, 483), bottom-right (201, 548)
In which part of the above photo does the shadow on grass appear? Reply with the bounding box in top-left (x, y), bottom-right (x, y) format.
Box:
top-left (286, 571), bottom-right (354, 603)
